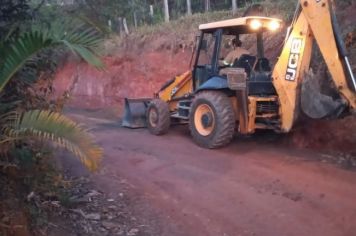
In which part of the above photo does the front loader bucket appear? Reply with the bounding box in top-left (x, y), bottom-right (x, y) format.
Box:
top-left (121, 98), bottom-right (152, 128)
top-left (301, 70), bottom-right (346, 119)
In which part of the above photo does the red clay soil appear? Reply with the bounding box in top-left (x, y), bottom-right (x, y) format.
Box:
top-left (289, 116), bottom-right (356, 154)
top-left (62, 111), bottom-right (356, 236)
top-left (53, 51), bottom-right (192, 112)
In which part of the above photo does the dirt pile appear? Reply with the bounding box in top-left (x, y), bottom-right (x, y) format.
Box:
top-left (289, 115), bottom-right (356, 154)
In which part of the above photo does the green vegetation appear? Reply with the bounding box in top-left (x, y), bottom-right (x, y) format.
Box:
top-left (0, 3), bottom-right (105, 232)
top-left (6, 110), bottom-right (102, 171)
top-left (0, 0), bottom-right (103, 171)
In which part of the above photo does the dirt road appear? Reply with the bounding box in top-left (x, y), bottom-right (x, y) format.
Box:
top-left (63, 110), bottom-right (356, 236)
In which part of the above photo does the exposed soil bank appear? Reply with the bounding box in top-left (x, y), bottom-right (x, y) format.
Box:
top-left (53, 51), bottom-right (192, 113)
top-left (289, 115), bottom-right (356, 154)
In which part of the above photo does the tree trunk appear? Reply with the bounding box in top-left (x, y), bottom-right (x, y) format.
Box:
top-left (186, 0), bottom-right (192, 15)
top-left (163, 0), bottom-right (170, 22)
top-left (232, 0), bottom-right (237, 15)
top-left (118, 17), bottom-right (123, 35)
top-left (133, 11), bottom-right (137, 28)
top-left (123, 18), bottom-right (129, 35)
top-left (108, 19), bottom-right (112, 32)
top-left (205, 0), bottom-right (210, 12)
top-left (149, 5), bottom-right (154, 18)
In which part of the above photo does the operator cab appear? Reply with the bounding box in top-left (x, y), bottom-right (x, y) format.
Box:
top-left (193, 16), bottom-right (282, 96)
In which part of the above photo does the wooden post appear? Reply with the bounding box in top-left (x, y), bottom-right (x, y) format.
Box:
top-left (205, 0), bottom-right (210, 12)
top-left (108, 19), bottom-right (112, 32)
top-left (186, 0), bottom-right (192, 15)
top-left (123, 18), bottom-right (129, 35)
top-left (164, 0), bottom-right (170, 22)
top-left (118, 17), bottom-right (123, 36)
top-left (232, 0), bottom-right (237, 15)
top-left (133, 11), bottom-right (138, 28)
top-left (149, 5), bottom-right (154, 17)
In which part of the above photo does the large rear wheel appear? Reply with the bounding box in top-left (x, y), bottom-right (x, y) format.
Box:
top-left (147, 99), bottom-right (170, 135)
top-left (189, 91), bottom-right (236, 148)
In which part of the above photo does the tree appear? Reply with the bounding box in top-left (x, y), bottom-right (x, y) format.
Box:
top-left (232, 0), bottom-right (238, 15)
top-left (186, 0), bottom-right (192, 16)
top-left (205, 0), bottom-right (210, 12)
top-left (163, 0), bottom-right (169, 22)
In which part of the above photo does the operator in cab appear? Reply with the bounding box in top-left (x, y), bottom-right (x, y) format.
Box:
top-left (222, 38), bottom-right (250, 67)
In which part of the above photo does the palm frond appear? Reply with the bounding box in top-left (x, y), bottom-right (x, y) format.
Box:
top-left (5, 110), bottom-right (102, 171)
top-left (45, 22), bottom-right (104, 67)
top-left (0, 24), bottom-right (104, 92)
top-left (60, 41), bottom-right (103, 69)
top-left (0, 31), bottom-right (53, 92)
top-left (76, 15), bottom-right (110, 35)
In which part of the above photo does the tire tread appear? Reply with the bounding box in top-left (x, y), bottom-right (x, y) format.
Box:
top-left (189, 91), bottom-right (235, 148)
top-left (147, 99), bottom-right (170, 135)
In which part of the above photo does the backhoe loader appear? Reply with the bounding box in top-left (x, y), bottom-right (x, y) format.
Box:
top-left (122, 0), bottom-right (356, 149)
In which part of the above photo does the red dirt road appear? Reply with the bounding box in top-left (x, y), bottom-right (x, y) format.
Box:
top-left (65, 110), bottom-right (356, 236)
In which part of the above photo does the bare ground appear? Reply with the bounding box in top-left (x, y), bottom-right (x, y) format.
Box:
top-left (54, 109), bottom-right (356, 236)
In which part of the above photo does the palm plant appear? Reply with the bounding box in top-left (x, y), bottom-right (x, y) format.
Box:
top-left (0, 23), bottom-right (104, 91)
top-left (0, 23), bottom-right (104, 171)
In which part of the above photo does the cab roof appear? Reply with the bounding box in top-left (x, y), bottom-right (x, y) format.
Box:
top-left (199, 16), bottom-right (282, 34)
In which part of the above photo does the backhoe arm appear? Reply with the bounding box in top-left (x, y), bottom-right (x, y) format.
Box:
top-left (272, 0), bottom-right (356, 132)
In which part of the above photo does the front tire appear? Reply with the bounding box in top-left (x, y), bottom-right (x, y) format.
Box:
top-left (189, 91), bottom-right (236, 148)
top-left (147, 99), bottom-right (170, 135)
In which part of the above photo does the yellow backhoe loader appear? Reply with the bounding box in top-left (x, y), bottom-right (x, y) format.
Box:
top-left (122, 0), bottom-right (356, 149)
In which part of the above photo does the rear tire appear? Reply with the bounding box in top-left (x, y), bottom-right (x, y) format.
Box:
top-left (147, 99), bottom-right (170, 135)
top-left (189, 91), bottom-right (236, 148)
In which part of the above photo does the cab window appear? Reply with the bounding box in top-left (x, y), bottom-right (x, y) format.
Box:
top-left (197, 32), bottom-right (216, 67)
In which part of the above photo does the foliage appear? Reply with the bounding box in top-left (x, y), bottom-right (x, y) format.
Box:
top-left (0, 27), bottom-right (104, 170)
top-left (0, 0), bottom-right (31, 38)
top-left (33, 0), bottom-right (263, 35)
top-left (0, 24), bottom-right (104, 92)
top-left (0, 1), bottom-right (104, 172)
top-left (5, 110), bottom-right (102, 171)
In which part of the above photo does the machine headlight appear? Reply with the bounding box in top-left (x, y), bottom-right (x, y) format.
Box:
top-left (268, 20), bottom-right (280, 31)
top-left (250, 19), bottom-right (262, 30)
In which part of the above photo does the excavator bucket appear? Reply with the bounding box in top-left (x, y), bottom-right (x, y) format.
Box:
top-left (301, 70), bottom-right (346, 119)
top-left (121, 98), bottom-right (152, 128)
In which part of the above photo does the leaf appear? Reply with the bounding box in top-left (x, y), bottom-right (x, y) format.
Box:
top-left (5, 110), bottom-right (103, 171)
top-left (0, 31), bottom-right (54, 92)
top-left (0, 24), bottom-right (105, 93)
top-left (61, 41), bottom-right (104, 69)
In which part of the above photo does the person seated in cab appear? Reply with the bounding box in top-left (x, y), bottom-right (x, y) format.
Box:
top-left (221, 38), bottom-right (250, 67)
